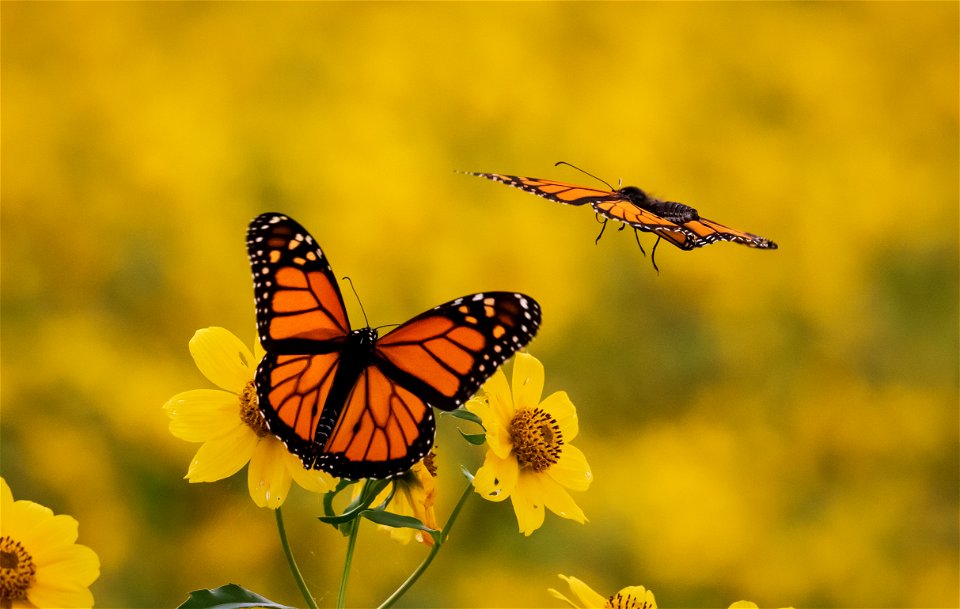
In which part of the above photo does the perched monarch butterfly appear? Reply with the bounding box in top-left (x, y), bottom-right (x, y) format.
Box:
top-left (467, 163), bottom-right (777, 271)
top-left (247, 213), bottom-right (541, 479)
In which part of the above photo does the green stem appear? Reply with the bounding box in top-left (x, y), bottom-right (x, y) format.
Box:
top-left (338, 500), bottom-right (362, 609)
top-left (275, 506), bottom-right (319, 609)
top-left (377, 480), bottom-right (474, 609)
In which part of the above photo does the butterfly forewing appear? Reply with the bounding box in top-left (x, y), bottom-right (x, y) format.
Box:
top-left (375, 292), bottom-right (542, 411)
top-left (469, 173), bottom-right (616, 206)
top-left (247, 213), bottom-right (351, 351)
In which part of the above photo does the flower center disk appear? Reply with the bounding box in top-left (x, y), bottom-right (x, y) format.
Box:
top-left (0, 536), bottom-right (36, 602)
top-left (509, 407), bottom-right (563, 472)
top-left (239, 380), bottom-right (269, 437)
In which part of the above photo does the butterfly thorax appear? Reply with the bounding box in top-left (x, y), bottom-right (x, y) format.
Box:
top-left (619, 186), bottom-right (700, 224)
top-left (314, 327), bottom-right (380, 444)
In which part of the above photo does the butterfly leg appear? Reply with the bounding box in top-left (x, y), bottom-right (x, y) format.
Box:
top-left (632, 228), bottom-right (648, 258)
top-left (650, 236), bottom-right (662, 274)
top-left (594, 215), bottom-right (610, 245)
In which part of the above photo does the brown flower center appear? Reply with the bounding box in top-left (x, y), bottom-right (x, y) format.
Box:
top-left (509, 407), bottom-right (563, 473)
top-left (239, 380), bottom-right (269, 437)
top-left (0, 536), bottom-right (36, 605)
top-left (606, 590), bottom-right (654, 609)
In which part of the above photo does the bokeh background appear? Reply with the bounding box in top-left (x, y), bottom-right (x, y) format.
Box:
top-left (2, 3), bottom-right (957, 608)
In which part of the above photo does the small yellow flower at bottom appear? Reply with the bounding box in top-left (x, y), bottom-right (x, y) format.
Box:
top-left (0, 477), bottom-right (100, 609)
top-left (548, 574), bottom-right (656, 609)
top-left (366, 454), bottom-right (439, 545)
top-left (467, 353), bottom-right (592, 535)
top-left (162, 327), bottom-right (334, 508)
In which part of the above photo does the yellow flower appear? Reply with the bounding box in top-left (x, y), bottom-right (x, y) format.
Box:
top-left (0, 477), bottom-right (100, 609)
top-left (367, 454), bottom-right (439, 545)
top-left (467, 352), bottom-right (592, 535)
top-left (548, 574), bottom-right (656, 609)
top-left (163, 327), bottom-right (334, 508)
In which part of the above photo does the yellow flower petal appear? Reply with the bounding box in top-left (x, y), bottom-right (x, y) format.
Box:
top-left (189, 327), bottom-right (256, 392)
top-left (517, 472), bottom-right (587, 524)
top-left (473, 450), bottom-right (518, 502)
top-left (511, 352), bottom-right (544, 410)
top-left (556, 574), bottom-right (608, 608)
top-left (27, 580), bottom-right (95, 609)
top-left (5, 498), bottom-right (54, 543)
top-left (247, 437), bottom-right (294, 508)
top-left (729, 603), bottom-right (759, 609)
top-left (0, 478), bottom-right (100, 609)
top-left (612, 585), bottom-right (656, 609)
top-left (548, 443), bottom-right (593, 492)
top-left (510, 471), bottom-right (547, 535)
top-left (163, 389), bottom-right (244, 442)
top-left (19, 513), bottom-right (79, 560)
top-left (33, 542), bottom-right (100, 586)
top-left (186, 427), bottom-right (258, 482)
top-left (539, 390), bottom-right (579, 442)
top-left (536, 471), bottom-right (587, 524)
top-left (477, 367), bottom-right (515, 430)
top-left (1, 477), bottom-right (12, 509)
top-left (547, 588), bottom-right (582, 609)
top-left (287, 450), bottom-right (335, 494)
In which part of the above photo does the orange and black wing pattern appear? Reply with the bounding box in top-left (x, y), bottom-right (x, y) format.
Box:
top-left (667, 217), bottom-right (778, 250)
top-left (247, 213), bottom-right (352, 467)
top-left (321, 292), bottom-right (541, 478)
top-left (466, 173), bottom-right (620, 207)
top-left (376, 292), bottom-right (541, 411)
top-left (247, 213), bottom-right (542, 479)
top-left (468, 171), bottom-right (777, 253)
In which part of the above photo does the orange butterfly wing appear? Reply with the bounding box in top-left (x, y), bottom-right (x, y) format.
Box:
top-left (248, 213), bottom-right (352, 466)
top-left (670, 217), bottom-right (778, 250)
top-left (469, 170), bottom-right (777, 253)
top-left (248, 213), bottom-right (541, 479)
top-left (321, 292), bottom-right (541, 478)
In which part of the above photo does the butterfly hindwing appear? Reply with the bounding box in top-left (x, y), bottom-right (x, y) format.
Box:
top-left (673, 217), bottom-right (778, 250)
top-left (319, 365), bottom-right (436, 479)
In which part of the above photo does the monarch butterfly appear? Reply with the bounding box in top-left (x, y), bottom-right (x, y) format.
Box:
top-left (247, 213), bottom-right (541, 479)
top-left (467, 163), bottom-right (777, 271)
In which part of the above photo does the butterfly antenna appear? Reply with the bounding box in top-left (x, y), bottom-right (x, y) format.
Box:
top-left (554, 161), bottom-right (616, 191)
top-left (341, 276), bottom-right (371, 327)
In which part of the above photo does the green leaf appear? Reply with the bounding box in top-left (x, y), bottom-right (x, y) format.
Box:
top-left (446, 408), bottom-right (484, 428)
top-left (360, 509), bottom-right (443, 545)
top-left (458, 429), bottom-right (487, 445)
top-left (318, 478), bottom-right (392, 527)
top-left (176, 583), bottom-right (296, 609)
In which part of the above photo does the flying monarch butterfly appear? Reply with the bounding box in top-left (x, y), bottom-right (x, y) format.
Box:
top-left (467, 163), bottom-right (777, 271)
top-left (247, 213), bottom-right (541, 479)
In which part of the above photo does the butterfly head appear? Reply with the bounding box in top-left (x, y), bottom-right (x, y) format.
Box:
top-left (350, 327), bottom-right (379, 349)
top-left (618, 185), bottom-right (651, 205)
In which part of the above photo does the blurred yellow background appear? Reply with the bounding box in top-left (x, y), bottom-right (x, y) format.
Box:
top-left (2, 3), bottom-right (957, 608)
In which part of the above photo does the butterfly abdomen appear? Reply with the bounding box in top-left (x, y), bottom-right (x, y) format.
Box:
top-left (650, 200), bottom-right (699, 224)
top-left (619, 186), bottom-right (699, 224)
top-left (317, 327), bottom-right (379, 437)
